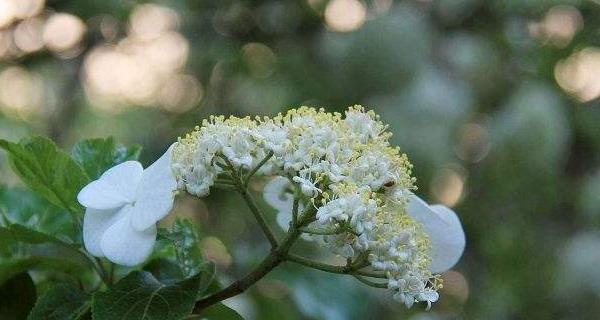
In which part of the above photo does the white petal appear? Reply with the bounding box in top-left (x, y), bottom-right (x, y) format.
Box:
top-left (276, 210), bottom-right (291, 230)
top-left (406, 194), bottom-right (466, 273)
top-left (100, 207), bottom-right (157, 266)
top-left (130, 144), bottom-right (177, 231)
top-left (77, 161), bottom-right (143, 210)
top-left (263, 176), bottom-right (293, 212)
top-left (83, 207), bottom-right (125, 257)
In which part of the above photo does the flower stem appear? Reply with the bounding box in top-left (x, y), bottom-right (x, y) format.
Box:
top-left (220, 153), bottom-right (279, 248)
top-left (238, 188), bottom-right (279, 248)
top-left (244, 151), bottom-right (273, 184)
top-left (353, 274), bottom-right (388, 288)
top-left (292, 198), bottom-right (299, 227)
top-left (286, 253), bottom-right (352, 274)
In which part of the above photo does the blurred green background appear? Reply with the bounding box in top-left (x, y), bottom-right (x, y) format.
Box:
top-left (0, 0), bottom-right (599, 319)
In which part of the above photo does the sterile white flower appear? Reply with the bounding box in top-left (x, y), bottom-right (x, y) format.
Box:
top-left (77, 143), bottom-right (177, 266)
top-left (406, 194), bottom-right (466, 274)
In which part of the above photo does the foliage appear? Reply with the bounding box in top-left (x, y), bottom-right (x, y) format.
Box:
top-left (0, 137), bottom-right (89, 214)
top-left (0, 137), bottom-right (226, 319)
top-left (92, 271), bottom-right (205, 320)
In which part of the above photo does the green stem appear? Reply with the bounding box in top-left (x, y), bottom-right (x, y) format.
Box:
top-left (213, 183), bottom-right (237, 190)
top-left (238, 188), bottom-right (279, 248)
top-left (108, 262), bottom-right (115, 285)
top-left (353, 275), bottom-right (388, 288)
top-left (298, 226), bottom-right (343, 235)
top-left (244, 151), bottom-right (273, 184)
top-left (354, 269), bottom-right (388, 279)
top-left (292, 198), bottom-right (299, 228)
top-left (286, 253), bottom-right (351, 274)
top-left (219, 153), bottom-right (279, 248)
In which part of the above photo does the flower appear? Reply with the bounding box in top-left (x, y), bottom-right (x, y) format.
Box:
top-left (77, 144), bottom-right (177, 266)
top-left (405, 194), bottom-right (466, 274)
top-left (172, 106), bottom-right (467, 308)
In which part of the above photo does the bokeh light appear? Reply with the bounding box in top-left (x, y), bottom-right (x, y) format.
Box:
top-left (42, 13), bottom-right (86, 53)
top-left (13, 17), bottom-right (44, 53)
top-left (0, 66), bottom-right (44, 118)
top-left (242, 42), bottom-right (277, 78)
top-left (201, 236), bottom-right (233, 268)
top-left (82, 4), bottom-right (200, 113)
top-left (456, 122), bottom-right (491, 163)
top-left (528, 5), bottom-right (583, 48)
top-left (324, 0), bottom-right (366, 32)
top-left (430, 166), bottom-right (466, 207)
top-left (555, 47), bottom-right (600, 102)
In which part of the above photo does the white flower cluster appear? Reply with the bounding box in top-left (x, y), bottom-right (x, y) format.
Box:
top-left (172, 106), bottom-right (465, 308)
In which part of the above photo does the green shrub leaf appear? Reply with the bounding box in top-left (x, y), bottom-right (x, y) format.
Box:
top-left (0, 137), bottom-right (89, 214)
top-left (193, 303), bottom-right (244, 320)
top-left (0, 224), bottom-right (90, 281)
top-left (0, 272), bottom-right (36, 320)
top-left (0, 257), bottom-right (87, 286)
top-left (71, 137), bottom-right (141, 180)
top-left (0, 186), bottom-right (76, 240)
top-left (28, 284), bottom-right (90, 320)
top-left (0, 224), bottom-right (79, 247)
top-left (159, 219), bottom-right (204, 278)
top-left (92, 271), bottom-right (203, 320)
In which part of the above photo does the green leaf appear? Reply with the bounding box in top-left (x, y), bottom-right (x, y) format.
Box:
top-left (0, 224), bottom-right (78, 247)
top-left (196, 262), bottom-right (216, 299)
top-left (28, 284), bottom-right (90, 320)
top-left (0, 136), bottom-right (89, 214)
top-left (0, 256), bottom-right (87, 286)
top-left (0, 186), bottom-right (76, 239)
top-left (193, 303), bottom-right (244, 320)
top-left (159, 219), bottom-right (204, 277)
top-left (144, 259), bottom-right (216, 300)
top-left (0, 224), bottom-right (90, 281)
top-left (92, 271), bottom-right (203, 320)
top-left (71, 137), bottom-right (141, 180)
top-left (143, 259), bottom-right (185, 284)
top-left (0, 272), bottom-right (36, 320)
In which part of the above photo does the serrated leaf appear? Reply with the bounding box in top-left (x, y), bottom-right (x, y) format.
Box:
top-left (192, 303), bottom-right (245, 320)
top-left (159, 219), bottom-right (204, 277)
top-left (144, 259), bottom-right (216, 299)
top-left (28, 284), bottom-right (90, 320)
top-left (0, 136), bottom-right (89, 214)
top-left (143, 259), bottom-right (185, 284)
top-left (0, 272), bottom-right (36, 320)
top-left (92, 271), bottom-right (203, 320)
top-left (71, 137), bottom-right (141, 180)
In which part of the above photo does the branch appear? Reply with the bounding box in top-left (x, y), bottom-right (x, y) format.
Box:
top-left (193, 216), bottom-right (306, 312)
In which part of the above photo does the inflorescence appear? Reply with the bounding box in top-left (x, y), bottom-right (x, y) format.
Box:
top-left (172, 106), bottom-right (442, 308)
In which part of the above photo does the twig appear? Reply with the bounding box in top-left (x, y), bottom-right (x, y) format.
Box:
top-left (244, 151), bottom-right (273, 184)
top-left (353, 274), bottom-right (388, 288)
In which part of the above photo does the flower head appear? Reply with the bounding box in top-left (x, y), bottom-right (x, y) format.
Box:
top-left (172, 106), bottom-right (466, 308)
top-left (77, 144), bottom-right (177, 266)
